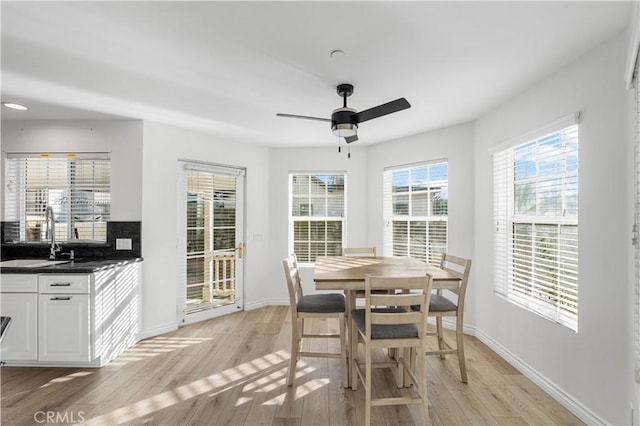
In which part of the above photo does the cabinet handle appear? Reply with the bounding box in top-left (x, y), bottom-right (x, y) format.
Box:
top-left (50, 297), bottom-right (71, 301)
top-left (50, 283), bottom-right (72, 287)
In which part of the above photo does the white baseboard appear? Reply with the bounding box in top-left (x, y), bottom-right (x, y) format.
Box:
top-left (471, 326), bottom-right (607, 425)
top-left (245, 298), bottom-right (289, 311)
top-left (137, 321), bottom-right (179, 340)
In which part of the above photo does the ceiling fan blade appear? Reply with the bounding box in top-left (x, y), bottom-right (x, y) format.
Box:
top-left (276, 113), bottom-right (331, 122)
top-left (353, 98), bottom-right (411, 123)
top-left (344, 135), bottom-right (358, 144)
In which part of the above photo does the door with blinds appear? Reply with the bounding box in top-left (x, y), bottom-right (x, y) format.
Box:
top-left (178, 162), bottom-right (245, 324)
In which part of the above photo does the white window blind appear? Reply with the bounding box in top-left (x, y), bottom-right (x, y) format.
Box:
top-left (4, 153), bottom-right (111, 243)
top-left (289, 172), bottom-right (345, 263)
top-left (493, 119), bottom-right (579, 331)
top-left (383, 160), bottom-right (448, 265)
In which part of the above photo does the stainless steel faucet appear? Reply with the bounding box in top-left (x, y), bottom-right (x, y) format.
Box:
top-left (45, 206), bottom-right (60, 260)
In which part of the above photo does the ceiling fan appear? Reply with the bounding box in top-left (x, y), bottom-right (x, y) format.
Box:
top-left (277, 83), bottom-right (411, 157)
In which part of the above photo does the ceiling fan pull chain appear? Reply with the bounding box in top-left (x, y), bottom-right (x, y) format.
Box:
top-left (338, 138), bottom-right (341, 153)
top-left (348, 144), bottom-right (351, 159)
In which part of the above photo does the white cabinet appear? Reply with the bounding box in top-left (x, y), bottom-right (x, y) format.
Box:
top-left (0, 261), bottom-right (141, 367)
top-left (1, 293), bottom-right (38, 360)
top-left (38, 274), bottom-right (91, 362)
top-left (0, 274), bottom-right (38, 361)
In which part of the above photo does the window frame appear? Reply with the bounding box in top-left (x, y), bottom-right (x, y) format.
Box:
top-left (288, 171), bottom-right (347, 264)
top-left (492, 113), bottom-right (580, 331)
top-left (383, 159), bottom-right (449, 265)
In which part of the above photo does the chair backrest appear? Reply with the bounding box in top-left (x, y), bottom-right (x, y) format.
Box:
top-left (363, 275), bottom-right (433, 342)
top-left (439, 254), bottom-right (472, 310)
top-left (342, 247), bottom-right (376, 257)
top-left (283, 254), bottom-right (304, 308)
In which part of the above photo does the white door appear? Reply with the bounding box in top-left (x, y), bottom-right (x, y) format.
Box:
top-left (178, 162), bottom-right (245, 324)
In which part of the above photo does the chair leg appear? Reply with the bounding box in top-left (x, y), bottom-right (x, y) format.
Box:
top-left (395, 347), bottom-right (404, 388)
top-left (350, 321), bottom-right (359, 390)
top-left (365, 342), bottom-right (372, 426)
top-left (436, 317), bottom-right (445, 360)
top-left (339, 313), bottom-right (348, 388)
top-left (418, 344), bottom-right (429, 424)
top-left (456, 316), bottom-right (468, 383)
top-left (287, 317), bottom-right (300, 387)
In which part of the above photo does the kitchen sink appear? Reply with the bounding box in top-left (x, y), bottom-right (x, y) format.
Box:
top-left (0, 259), bottom-right (70, 268)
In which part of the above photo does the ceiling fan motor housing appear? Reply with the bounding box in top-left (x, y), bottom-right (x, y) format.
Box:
top-left (331, 107), bottom-right (358, 127)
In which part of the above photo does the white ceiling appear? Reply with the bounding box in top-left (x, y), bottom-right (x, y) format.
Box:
top-left (1, 1), bottom-right (631, 148)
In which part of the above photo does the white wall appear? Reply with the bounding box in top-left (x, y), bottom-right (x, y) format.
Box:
top-left (0, 120), bottom-right (143, 221)
top-left (473, 34), bottom-right (631, 424)
top-left (625, 5), bottom-right (640, 423)
top-left (268, 146), bottom-right (368, 297)
top-left (140, 121), bottom-right (270, 337)
top-left (366, 123), bottom-right (476, 321)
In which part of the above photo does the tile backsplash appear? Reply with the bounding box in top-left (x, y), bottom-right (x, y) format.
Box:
top-left (1, 221), bottom-right (141, 259)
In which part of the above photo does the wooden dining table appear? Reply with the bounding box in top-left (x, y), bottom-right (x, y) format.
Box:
top-left (313, 255), bottom-right (461, 388)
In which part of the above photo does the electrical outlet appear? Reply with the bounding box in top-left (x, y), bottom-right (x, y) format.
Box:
top-left (116, 238), bottom-right (132, 250)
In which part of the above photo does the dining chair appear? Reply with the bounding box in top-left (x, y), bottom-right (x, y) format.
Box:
top-left (350, 274), bottom-right (433, 425)
top-left (424, 253), bottom-right (472, 383)
top-left (282, 253), bottom-right (347, 387)
top-left (342, 246), bottom-right (376, 257)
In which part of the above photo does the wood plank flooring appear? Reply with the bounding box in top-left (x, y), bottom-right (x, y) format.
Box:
top-left (1, 306), bottom-right (583, 425)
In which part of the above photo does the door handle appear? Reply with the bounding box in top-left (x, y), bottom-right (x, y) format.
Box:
top-left (237, 242), bottom-right (243, 259)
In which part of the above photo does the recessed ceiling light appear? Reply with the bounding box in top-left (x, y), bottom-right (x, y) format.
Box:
top-left (2, 102), bottom-right (28, 111)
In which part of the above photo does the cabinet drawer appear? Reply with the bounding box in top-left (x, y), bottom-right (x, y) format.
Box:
top-left (0, 274), bottom-right (38, 293)
top-left (39, 275), bottom-right (90, 294)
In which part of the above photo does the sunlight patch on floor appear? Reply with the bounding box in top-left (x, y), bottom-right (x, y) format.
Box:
top-left (235, 396), bottom-right (253, 407)
top-left (84, 350), bottom-right (295, 425)
top-left (107, 336), bottom-right (214, 366)
top-left (38, 371), bottom-right (94, 389)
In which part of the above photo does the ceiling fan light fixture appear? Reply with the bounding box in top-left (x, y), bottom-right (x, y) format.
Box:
top-left (332, 122), bottom-right (357, 138)
top-left (2, 102), bottom-right (28, 111)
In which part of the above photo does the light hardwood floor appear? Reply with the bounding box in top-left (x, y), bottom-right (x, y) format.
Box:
top-left (1, 306), bottom-right (583, 425)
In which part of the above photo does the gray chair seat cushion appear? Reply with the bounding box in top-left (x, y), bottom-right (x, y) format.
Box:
top-left (411, 294), bottom-right (458, 312)
top-left (297, 293), bottom-right (345, 313)
top-left (429, 294), bottom-right (458, 312)
top-left (351, 308), bottom-right (418, 339)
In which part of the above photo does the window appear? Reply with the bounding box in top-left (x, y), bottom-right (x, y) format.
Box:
top-left (493, 115), bottom-right (579, 331)
top-left (4, 153), bottom-right (111, 243)
top-left (383, 160), bottom-right (448, 265)
top-left (289, 172), bottom-right (345, 263)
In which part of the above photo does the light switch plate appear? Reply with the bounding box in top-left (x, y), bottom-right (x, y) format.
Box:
top-left (116, 238), bottom-right (132, 250)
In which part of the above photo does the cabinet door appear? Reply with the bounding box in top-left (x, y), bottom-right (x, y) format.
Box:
top-left (38, 294), bottom-right (90, 362)
top-left (1, 293), bottom-right (38, 360)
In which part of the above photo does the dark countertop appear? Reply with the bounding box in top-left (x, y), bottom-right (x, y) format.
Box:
top-left (1, 257), bottom-right (143, 274)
